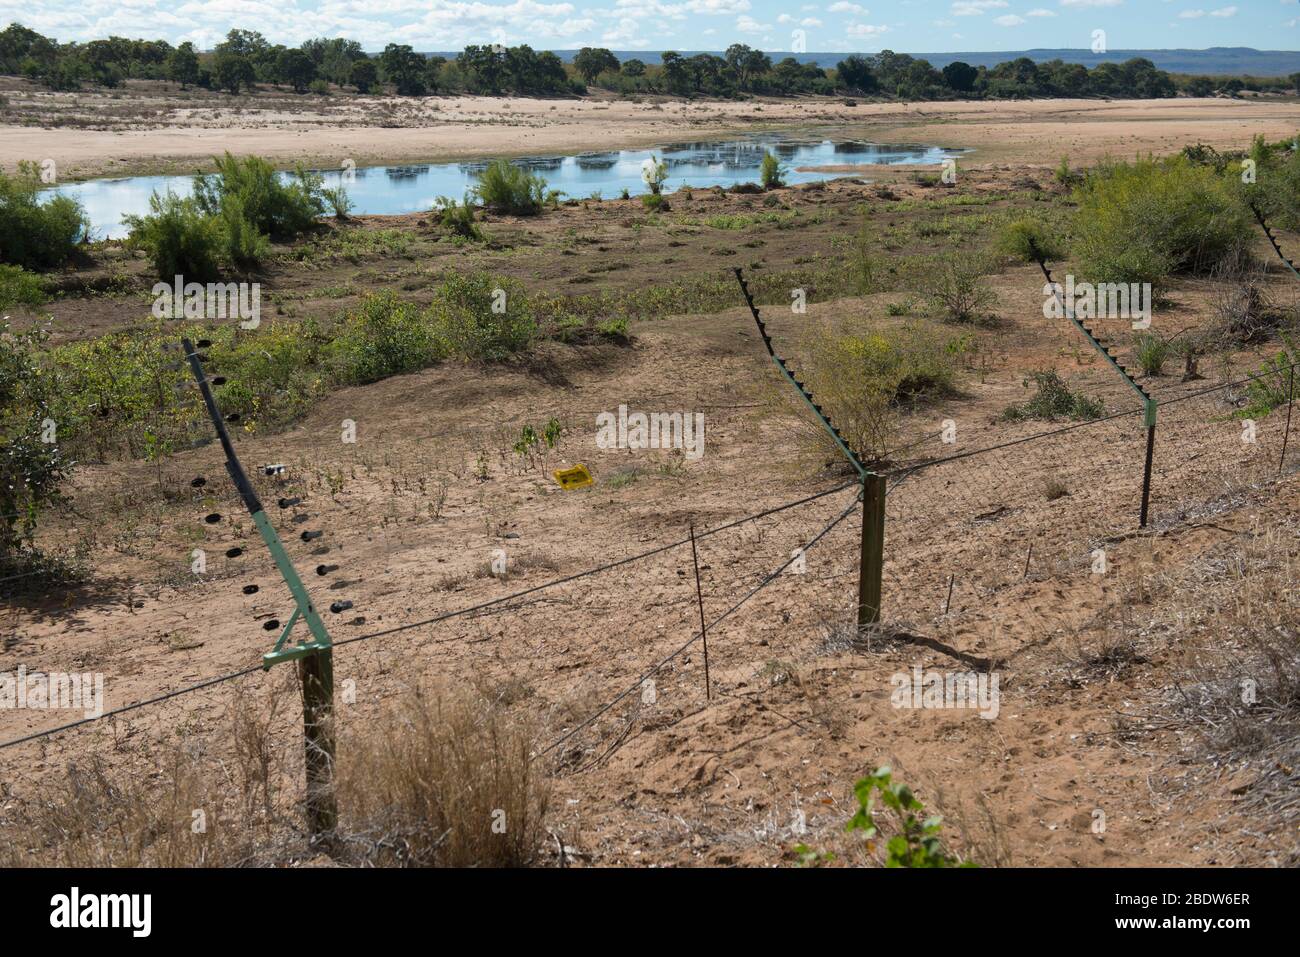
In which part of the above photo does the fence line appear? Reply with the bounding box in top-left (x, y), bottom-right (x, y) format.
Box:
top-left (0, 479), bottom-right (856, 752)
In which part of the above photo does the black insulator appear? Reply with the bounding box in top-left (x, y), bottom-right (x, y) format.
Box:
top-left (191, 477), bottom-right (206, 488)
top-left (278, 497), bottom-right (302, 509)
top-left (262, 464), bottom-right (286, 476)
top-left (263, 619), bottom-right (280, 631)
top-left (316, 564), bottom-right (338, 576)
top-left (301, 530), bottom-right (323, 541)
top-left (225, 547), bottom-right (243, 558)
top-left (242, 584), bottom-right (259, 595)
top-left (211, 377), bottom-right (227, 386)
top-left (225, 413), bottom-right (240, 423)
top-left (196, 339), bottom-right (212, 348)
top-left (329, 600), bottom-right (353, 614)
top-left (204, 513), bottom-right (222, 524)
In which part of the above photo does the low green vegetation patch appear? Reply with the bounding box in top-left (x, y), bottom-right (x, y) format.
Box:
top-left (0, 265), bottom-right (46, 310)
top-left (1002, 369), bottom-right (1106, 422)
top-left (36, 272), bottom-right (618, 462)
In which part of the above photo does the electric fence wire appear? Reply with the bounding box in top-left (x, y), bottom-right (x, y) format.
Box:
top-left (536, 485), bottom-right (862, 759)
top-left (0, 479), bottom-right (857, 752)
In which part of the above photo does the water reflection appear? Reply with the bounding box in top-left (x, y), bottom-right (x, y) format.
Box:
top-left (48, 134), bottom-right (962, 240)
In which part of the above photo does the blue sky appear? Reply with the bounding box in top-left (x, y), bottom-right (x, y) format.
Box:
top-left (4, 0), bottom-right (1298, 54)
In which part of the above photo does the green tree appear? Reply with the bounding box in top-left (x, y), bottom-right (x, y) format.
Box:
top-left (380, 43), bottom-right (426, 95)
top-left (942, 60), bottom-right (977, 93)
top-left (835, 55), bottom-right (877, 93)
top-left (168, 41), bottom-right (199, 88)
top-left (277, 47), bottom-right (317, 92)
top-left (350, 58), bottom-right (378, 93)
top-left (214, 51), bottom-right (255, 94)
top-left (573, 46), bottom-right (618, 84)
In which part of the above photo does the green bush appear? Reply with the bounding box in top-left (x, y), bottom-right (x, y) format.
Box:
top-left (428, 273), bottom-right (536, 360)
top-left (641, 193), bottom-right (668, 212)
top-left (123, 192), bottom-right (223, 282)
top-left (1132, 332), bottom-right (1171, 377)
top-left (1239, 336), bottom-right (1300, 419)
top-left (1002, 369), bottom-right (1105, 421)
top-left (802, 319), bottom-right (966, 465)
top-left (997, 217), bottom-right (1065, 263)
top-left (1072, 157), bottom-right (1251, 292)
top-left (0, 265), bottom-right (45, 310)
top-left (471, 160), bottom-right (546, 216)
top-left (435, 196), bottom-right (483, 241)
top-left (0, 162), bottom-right (87, 270)
top-left (0, 324), bottom-right (71, 568)
top-left (215, 196), bottom-right (270, 268)
top-left (760, 151), bottom-right (786, 190)
top-left (329, 293), bottom-right (443, 385)
top-left (192, 152), bottom-right (325, 239)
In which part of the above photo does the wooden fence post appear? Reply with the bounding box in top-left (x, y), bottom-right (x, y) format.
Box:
top-left (857, 474), bottom-right (886, 629)
top-left (298, 648), bottom-right (337, 845)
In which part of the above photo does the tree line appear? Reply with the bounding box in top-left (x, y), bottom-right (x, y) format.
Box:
top-left (1, 23), bottom-right (1292, 101)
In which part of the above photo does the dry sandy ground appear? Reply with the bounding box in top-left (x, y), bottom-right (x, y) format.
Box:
top-left (2, 105), bottom-right (1299, 867)
top-left (2, 81), bottom-right (1299, 179)
top-left (3, 257), bottom-right (1298, 867)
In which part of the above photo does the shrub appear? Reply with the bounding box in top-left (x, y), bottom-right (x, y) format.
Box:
top-left (760, 151), bottom-right (786, 190)
top-left (641, 193), bottom-right (668, 212)
top-left (215, 196), bottom-right (270, 268)
top-left (434, 196), bottom-right (482, 241)
top-left (428, 273), bottom-right (536, 361)
top-left (800, 318), bottom-right (966, 466)
top-left (845, 766), bottom-right (972, 868)
top-left (1072, 157), bottom-right (1252, 292)
top-left (0, 162), bottom-right (87, 270)
top-left (1054, 155), bottom-right (1081, 187)
top-left (1002, 369), bottom-right (1105, 421)
top-left (0, 325), bottom-right (71, 570)
top-left (1132, 331), bottom-right (1171, 376)
top-left (997, 217), bottom-right (1065, 263)
top-left (1239, 336), bottom-right (1300, 420)
top-left (926, 255), bottom-right (997, 325)
top-left (329, 293), bottom-right (443, 385)
top-left (321, 186), bottom-right (353, 220)
top-left (193, 152), bottom-right (325, 239)
top-left (123, 192), bottom-right (223, 282)
top-left (0, 264), bottom-right (45, 310)
top-left (471, 159), bottom-right (546, 216)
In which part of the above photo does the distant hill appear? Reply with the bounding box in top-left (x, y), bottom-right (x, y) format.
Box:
top-left (473, 47), bottom-right (1300, 78)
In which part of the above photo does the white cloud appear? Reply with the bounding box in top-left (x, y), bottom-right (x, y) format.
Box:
top-left (951, 0), bottom-right (1007, 14)
top-left (1210, 5), bottom-right (1237, 17)
top-left (801, 16), bottom-right (822, 26)
top-left (735, 13), bottom-right (769, 31)
top-left (1059, 0), bottom-right (1122, 8)
top-left (827, 1), bottom-right (866, 13)
top-left (994, 13), bottom-right (1026, 24)
top-left (845, 21), bottom-right (887, 36)
top-left (1178, 9), bottom-right (1204, 17)
top-left (1026, 7), bottom-right (1056, 15)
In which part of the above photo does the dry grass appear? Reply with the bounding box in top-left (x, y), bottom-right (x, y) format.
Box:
top-left (0, 680), bottom-right (551, 868)
top-left (334, 684), bottom-right (550, 867)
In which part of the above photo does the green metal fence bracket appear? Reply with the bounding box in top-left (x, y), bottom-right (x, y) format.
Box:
top-left (180, 337), bottom-right (333, 669)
